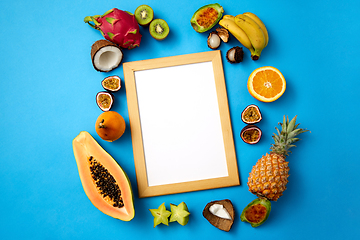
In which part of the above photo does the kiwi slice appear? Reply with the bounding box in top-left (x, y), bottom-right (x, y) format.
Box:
top-left (149, 19), bottom-right (170, 40)
top-left (134, 5), bottom-right (154, 26)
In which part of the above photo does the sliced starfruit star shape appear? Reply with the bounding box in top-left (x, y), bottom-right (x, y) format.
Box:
top-left (149, 203), bottom-right (171, 227)
top-left (170, 202), bottom-right (190, 226)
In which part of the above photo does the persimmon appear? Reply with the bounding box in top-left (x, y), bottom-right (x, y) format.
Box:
top-left (95, 111), bottom-right (126, 142)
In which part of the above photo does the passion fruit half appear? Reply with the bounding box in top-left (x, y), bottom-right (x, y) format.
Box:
top-left (240, 198), bottom-right (271, 227)
top-left (241, 104), bottom-right (262, 124)
top-left (96, 91), bottom-right (114, 111)
top-left (102, 76), bottom-right (121, 92)
top-left (240, 125), bottom-right (262, 144)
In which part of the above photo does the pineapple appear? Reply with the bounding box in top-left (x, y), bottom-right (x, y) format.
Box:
top-left (247, 116), bottom-right (309, 201)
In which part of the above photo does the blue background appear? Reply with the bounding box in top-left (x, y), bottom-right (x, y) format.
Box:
top-left (1, 0), bottom-right (359, 239)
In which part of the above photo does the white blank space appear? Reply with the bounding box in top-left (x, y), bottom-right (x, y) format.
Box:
top-left (134, 62), bottom-right (228, 186)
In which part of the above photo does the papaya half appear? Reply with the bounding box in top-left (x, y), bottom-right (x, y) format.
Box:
top-left (72, 131), bottom-right (135, 221)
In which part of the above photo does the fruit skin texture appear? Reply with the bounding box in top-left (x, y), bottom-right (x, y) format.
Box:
top-left (170, 202), bottom-right (190, 226)
top-left (219, 15), bottom-right (255, 56)
top-left (240, 198), bottom-right (271, 227)
top-left (95, 111), bottom-right (126, 142)
top-left (247, 116), bottom-right (309, 201)
top-left (242, 12), bottom-right (269, 47)
top-left (84, 8), bottom-right (142, 49)
top-left (234, 14), bottom-right (266, 60)
top-left (190, 3), bottom-right (224, 33)
top-left (72, 131), bottom-right (135, 221)
top-left (149, 203), bottom-right (171, 227)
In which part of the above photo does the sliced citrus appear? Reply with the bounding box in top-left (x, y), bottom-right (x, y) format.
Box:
top-left (247, 66), bottom-right (286, 102)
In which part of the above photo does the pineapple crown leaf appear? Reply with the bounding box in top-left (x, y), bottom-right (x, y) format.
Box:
top-left (271, 115), bottom-right (309, 156)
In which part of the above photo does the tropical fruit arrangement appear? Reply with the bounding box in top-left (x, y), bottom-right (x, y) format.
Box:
top-left (219, 13), bottom-right (268, 60)
top-left (71, 2), bottom-right (309, 232)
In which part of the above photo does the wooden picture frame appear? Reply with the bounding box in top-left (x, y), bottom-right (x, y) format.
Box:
top-left (123, 50), bottom-right (239, 198)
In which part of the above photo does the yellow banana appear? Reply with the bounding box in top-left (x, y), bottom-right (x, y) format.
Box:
top-left (219, 16), bottom-right (255, 54)
top-left (243, 12), bottom-right (269, 47)
top-left (222, 15), bottom-right (236, 20)
top-left (234, 14), bottom-right (266, 60)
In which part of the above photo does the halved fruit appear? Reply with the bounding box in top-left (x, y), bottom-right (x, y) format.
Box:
top-left (190, 3), bottom-right (224, 33)
top-left (102, 76), bottom-right (121, 92)
top-left (241, 104), bottom-right (262, 124)
top-left (203, 199), bottom-right (235, 232)
top-left (240, 125), bottom-right (262, 144)
top-left (241, 198), bottom-right (271, 227)
top-left (248, 66), bottom-right (286, 102)
top-left (134, 5), bottom-right (154, 26)
top-left (72, 131), bottom-right (135, 221)
top-left (149, 19), bottom-right (170, 40)
top-left (91, 40), bottom-right (123, 72)
top-left (96, 91), bottom-right (114, 111)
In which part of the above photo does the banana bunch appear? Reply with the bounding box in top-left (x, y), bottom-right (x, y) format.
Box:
top-left (219, 13), bottom-right (268, 60)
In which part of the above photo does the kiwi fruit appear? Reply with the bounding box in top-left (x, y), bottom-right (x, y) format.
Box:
top-left (134, 5), bottom-right (154, 26)
top-left (149, 19), bottom-right (170, 40)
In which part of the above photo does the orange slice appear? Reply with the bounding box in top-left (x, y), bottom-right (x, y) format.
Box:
top-left (247, 66), bottom-right (286, 102)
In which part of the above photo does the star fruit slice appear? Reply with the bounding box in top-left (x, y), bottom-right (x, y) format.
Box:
top-left (169, 202), bottom-right (190, 226)
top-left (149, 203), bottom-right (171, 227)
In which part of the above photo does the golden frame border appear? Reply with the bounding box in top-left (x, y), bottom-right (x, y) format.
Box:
top-left (123, 50), bottom-right (239, 198)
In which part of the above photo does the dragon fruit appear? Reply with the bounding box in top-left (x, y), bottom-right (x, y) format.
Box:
top-left (84, 8), bottom-right (142, 50)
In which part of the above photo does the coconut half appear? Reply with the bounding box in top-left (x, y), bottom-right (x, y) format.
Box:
top-left (203, 199), bottom-right (235, 232)
top-left (91, 40), bottom-right (123, 72)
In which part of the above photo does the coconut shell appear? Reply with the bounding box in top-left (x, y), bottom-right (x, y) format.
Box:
top-left (90, 40), bottom-right (123, 72)
top-left (203, 199), bottom-right (235, 232)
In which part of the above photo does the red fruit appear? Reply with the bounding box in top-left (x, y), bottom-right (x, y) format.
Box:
top-left (84, 8), bottom-right (142, 49)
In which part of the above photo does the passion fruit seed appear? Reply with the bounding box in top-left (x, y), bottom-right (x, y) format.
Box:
top-left (241, 104), bottom-right (262, 124)
top-left (96, 91), bottom-right (114, 111)
top-left (240, 125), bottom-right (262, 144)
top-left (102, 76), bottom-right (121, 92)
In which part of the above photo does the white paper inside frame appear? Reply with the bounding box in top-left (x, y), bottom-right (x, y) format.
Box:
top-left (134, 61), bottom-right (229, 187)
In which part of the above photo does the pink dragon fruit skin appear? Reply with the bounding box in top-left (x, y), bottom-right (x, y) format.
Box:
top-left (84, 8), bottom-right (142, 50)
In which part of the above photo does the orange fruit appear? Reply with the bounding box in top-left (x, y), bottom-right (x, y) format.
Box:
top-left (95, 111), bottom-right (126, 142)
top-left (247, 66), bottom-right (286, 102)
